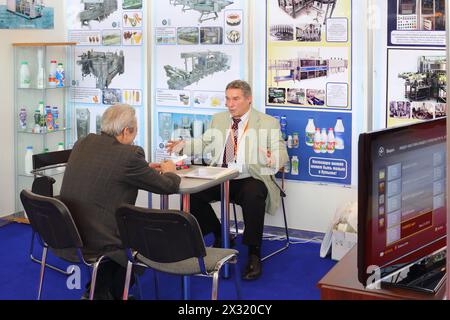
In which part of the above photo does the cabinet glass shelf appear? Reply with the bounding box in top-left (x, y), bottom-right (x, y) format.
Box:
top-left (18, 128), bottom-right (72, 135)
top-left (13, 42), bottom-right (76, 213)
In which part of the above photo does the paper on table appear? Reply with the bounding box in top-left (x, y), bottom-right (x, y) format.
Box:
top-left (178, 166), bottom-right (238, 180)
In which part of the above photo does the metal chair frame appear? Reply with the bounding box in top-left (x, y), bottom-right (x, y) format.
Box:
top-left (231, 169), bottom-right (290, 261)
top-left (21, 189), bottom-right (108, 300)
top-left (116, 206), bottom-right (241, 300)
top-left (29, 150), bottom-right (72, 275)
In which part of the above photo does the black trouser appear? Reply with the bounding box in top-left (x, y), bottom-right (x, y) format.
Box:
top-left (190, 177), bottom-right (268, 247)
top-left (87, 260), bottom-right (135, 300)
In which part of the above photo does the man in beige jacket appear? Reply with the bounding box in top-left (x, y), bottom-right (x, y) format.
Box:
top-left (167, 80), bottom-right (288, 280)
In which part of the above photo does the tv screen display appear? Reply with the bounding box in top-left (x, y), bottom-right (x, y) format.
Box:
top-left (358, 118), bottom-right (447, 293)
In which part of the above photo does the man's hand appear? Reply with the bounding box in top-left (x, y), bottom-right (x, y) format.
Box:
top-left (259, 147), bottom-right (275, 167)
top-left (149, 162), bottom-right (162, 172)
top-left (160, 160), bottom-right (176, 173)
top-left (166, 140), bottom-right (186, 154)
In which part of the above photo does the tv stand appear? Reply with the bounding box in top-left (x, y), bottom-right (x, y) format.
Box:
top-left (317, 247), bottom-right (446, 300)
top-left (381, 248), bottom-right (446, 294)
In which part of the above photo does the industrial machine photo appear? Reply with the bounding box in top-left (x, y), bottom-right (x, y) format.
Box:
top-left (164, 51), bottom-right (231, 90)
top-left (77, 49), bottom-right (125, 90)
top-left (398, 56), bottom-right (447, 102)
top-left (169, 0), bottom-right (234, 23)
top-left (79, 0), bottom-right (118, 27)
top-left (277, 0), bottom-right (338, 24)
top-left (7, 0), bottom-right (44, 19)
top-left (269, 54), bottom-right (348, 86)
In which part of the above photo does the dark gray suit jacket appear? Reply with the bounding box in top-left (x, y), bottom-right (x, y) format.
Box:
top-left (60, 133), bottom-right (181, 267)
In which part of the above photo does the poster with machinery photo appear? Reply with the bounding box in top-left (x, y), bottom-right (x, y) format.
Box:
top-left (67, 0), bottom-right (145, 147)
top-left (266, 0), bottom-right (352, 110)
top-left (154, 0), bottom-right (245, 109)
top-left (387, 0), bottom-right (446, 47)
top-left (0, 0), bottom-right (54, 29)
top-left (386, 48), bottom-right (446, 127)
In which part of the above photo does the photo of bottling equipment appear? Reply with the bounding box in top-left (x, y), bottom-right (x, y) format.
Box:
top-left (396, 0), bottom-right (445, 31)
top-left (177, 27), bottom-right (199, 45)
top-left (268, 88), bottom-right (286, 104)
top-left (270, 24), bottom-right (294, 41)
top-left (102, 88), bottom-right (121, 105)
top-left (76, 108), bottom-right (90, 140)
top-left (269, 53), bottom-right (348, 86)
top-left (79, 0), bottom-right (118, 27)
top-left (164, 50), bottom-right (231, 90)
top-left (296, 23), bottom-right (322, 42)
top-left (287, 88), bottom-right (306, 105)
top-left (6, 0), bottom-right (44, 19)
top-left (77, 49), bottom-right (125, 90)
top-left (398, 56), bottom-right (446, 103)
top-left (169, 0), bottom-right (234, 23)
top-left (277, 0), bottom-right (338, 24)
top-left (389, 101), bottom-right (411, 119)
top-left (200, 27), bottom-right (223, 44)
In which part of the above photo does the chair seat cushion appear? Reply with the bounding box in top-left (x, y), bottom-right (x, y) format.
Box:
top-left (135, 247), bottom-right (238, 275)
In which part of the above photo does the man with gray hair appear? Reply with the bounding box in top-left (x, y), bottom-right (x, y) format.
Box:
top-left (167, 80), bottom-right (288, 280)
top-left (61, 104), bottom-right (180, 299)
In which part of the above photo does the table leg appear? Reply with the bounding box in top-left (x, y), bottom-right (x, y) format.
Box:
top-left (221, 181), bottom-right (230, 278)
top-left (160, 195), bottom-right (169, 210)
top-left (182, 193), bottom-right (191, 300)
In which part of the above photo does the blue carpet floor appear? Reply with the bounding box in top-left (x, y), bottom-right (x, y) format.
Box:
top-left (0, 223), bottom-right (336, 300)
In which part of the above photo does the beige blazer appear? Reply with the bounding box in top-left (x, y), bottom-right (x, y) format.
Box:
top-left (183, 108), bottom-right (289, 215)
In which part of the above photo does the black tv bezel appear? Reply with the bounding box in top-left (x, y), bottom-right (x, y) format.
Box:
top-left (357, 118), bottom-right (447, 287)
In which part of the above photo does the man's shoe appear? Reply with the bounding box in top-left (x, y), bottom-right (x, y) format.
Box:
top-left (242, 254), bottom-right (262, 280)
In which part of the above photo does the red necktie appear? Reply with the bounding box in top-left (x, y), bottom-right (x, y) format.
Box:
top-left (222, 118), bottom-right (241, 167)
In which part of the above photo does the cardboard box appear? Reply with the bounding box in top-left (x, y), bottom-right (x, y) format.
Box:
top-left (331, 229), bottom-right (357, 261)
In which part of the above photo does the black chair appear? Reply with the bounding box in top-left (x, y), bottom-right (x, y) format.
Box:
top-left (231, 169), bottom-right (290, 261)
top-left (116, 204), bottom-right (241, 300)
top-left (29, 149), bottom-right (72, 275)
top-left (20, 189), bottom-right (108, 300)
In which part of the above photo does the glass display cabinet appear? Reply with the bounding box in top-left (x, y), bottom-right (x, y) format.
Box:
top-left (13, 42), bottom-right (76, 213)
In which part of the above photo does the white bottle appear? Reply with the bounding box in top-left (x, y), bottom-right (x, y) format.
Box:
top-left (24, 146), bottom-right (34, 175)
top-left (327, 128), bottom-right (336, 154)
top-left (313, 128), bottom-right (322, 154)
top-left (19, 61), bottom-right (31, 88)
top-left (321, 128), bottom-right (328, 154)
top-left (48, 60), bottom-right (57, 87)
top-left (305, 118), bottom-right (315, 147)
top-left (56, 143), bottom-right (65, 172)
top-left (287, 135), bottom-right (293, 149)
top-left (291, 156), bottom-right (299, 175)
top-left (334, 118), bottom-right (345, 150)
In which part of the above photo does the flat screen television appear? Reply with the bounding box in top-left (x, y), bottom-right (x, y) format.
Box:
top-left (358, 118), bottom-right (447, 293)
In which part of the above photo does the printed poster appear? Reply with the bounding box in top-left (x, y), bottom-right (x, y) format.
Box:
top-left (0, 0), bottom-right (54, 29)
top-left (66, 0), bottom-right (145, 147)
top-left (152, 0), bottom-right (247, 162)
top-left (384, 0), bottom-right (447, 128)
top-left (266, 0), bottom-right (352, 110)
top-left (387, 0), bottom-right (446, 47)
top-left (386, 48), bottom-right (446, 128)
top-left (266, 0), bottom-right (353, 186)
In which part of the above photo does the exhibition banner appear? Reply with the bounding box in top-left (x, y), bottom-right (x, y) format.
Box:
top-left (152, 0), bottom-right (247, 162)
top-left (0, 0), bottom-right (54, 29)
top-left (66, 0), bottom-right (146, 147)
top-left (385, 0), bottom-right (447, 128)
top-left (265, 0), bottom-right (353, 185)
